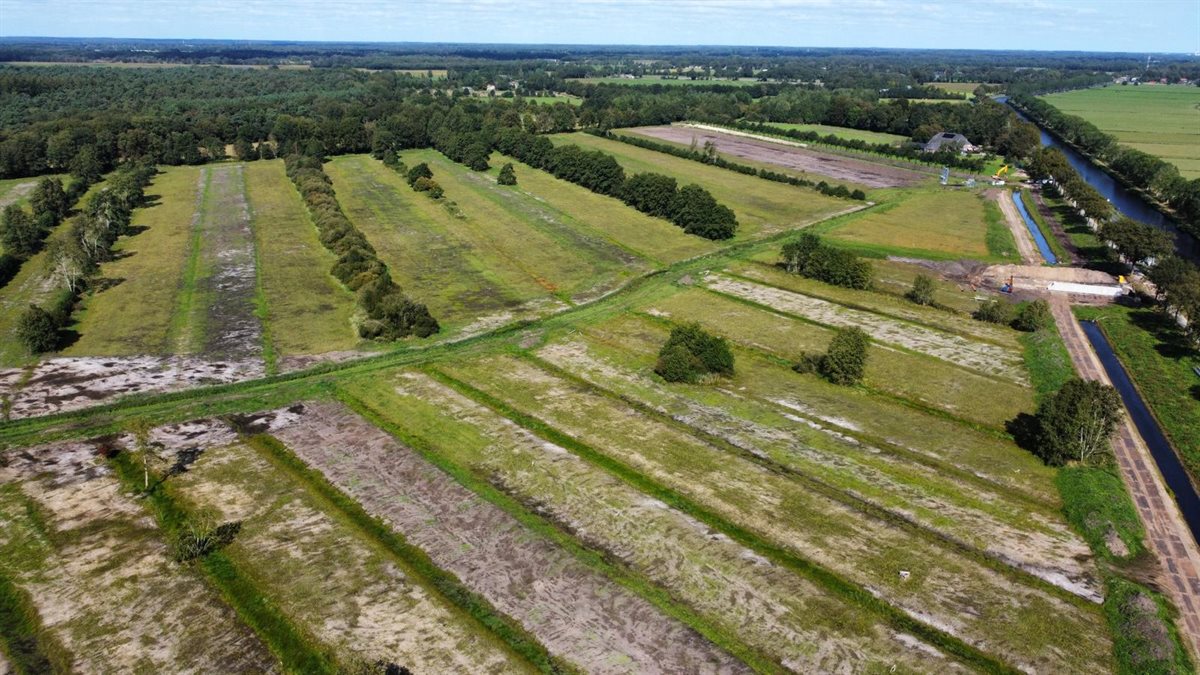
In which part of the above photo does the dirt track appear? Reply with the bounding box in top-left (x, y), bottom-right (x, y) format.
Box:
top-left (992, 189), bottom-right (1041, 265)
top-left (1049, 298), bottom-right (1200, 659)
top-left (629, 125), bottom-right (926, 188)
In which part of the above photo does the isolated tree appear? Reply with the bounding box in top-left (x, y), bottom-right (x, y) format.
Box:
top-left (0, 205), bottom-right (41, 258)
top-left (1012, 299), bottom-right (1052, 332)
top-left (655, 323), bottom-right (733, 383)
top-left (1033, 378), bottom-right (1122, 466)
top-left (15, 305), bottom-right (58, 354)
top-left (30, 177), bottom-right (70, 221)
top-left (46, 237), bottom-right (91, 293)
top-left (905, 274), bottom-right (937, 306)
top-left (497, 163), bottom-right (517, 186)
top-left (819, 326), bottom-right (869, 386)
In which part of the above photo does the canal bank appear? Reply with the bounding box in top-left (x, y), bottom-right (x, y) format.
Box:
top-left (1002, 97), bottom-right (1199, 262)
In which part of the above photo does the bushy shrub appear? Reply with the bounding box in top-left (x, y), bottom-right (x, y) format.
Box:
top-left (974, 299), bottom-right (1015, 324)
top-left (819, 327), bottom-right (869, 385)
top-left (497, 163), bottom-right (517, 186)
top-left (655, 323), bottom-right (734, 383)
top-left (406, 162), bottom-right (432, 186)
top-left (16, 304), bottom-right (58, 353)
top-left (780, 234), bottom-right (873, 290)
top-left (1013, 299), bottom-right (1052, 332)
top-left (905, 274), bottom-right (937, 306)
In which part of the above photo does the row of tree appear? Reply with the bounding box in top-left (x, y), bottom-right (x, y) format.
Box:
top-left (780, 233), bottom-right (873, 290)
top-left (0, 175), bottom-right (89, 288)
top-left (600, 130), bottom-right (866, 201)
top-left (282, 154), bottom-right (439, 340)
top-left (493, 128), bottom-right (739, 240)
top-left (1013, 94), bottom-right (1200, 232)
top-left (17, 164), bottom-right (157, 353)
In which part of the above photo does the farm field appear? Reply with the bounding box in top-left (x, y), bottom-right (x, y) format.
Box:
top-left (927, 82), bottom-right (985, 98)
top-left (519, 94), bottom-right (583, 105)
top-left (758, 122), bottom-right (909, 145)
top-left (64, 165), bottom-right (203, 357)
top-left (243, 160), bottom-right (359, 360)
top-left (818, 187), bottom-right (1013, 260)
top-left (1041, 84), bottom-right (1200, 178)
top-left (556, 132), bottom-right (860, 239)
top-left (625, 125), bottom-right (926, 189)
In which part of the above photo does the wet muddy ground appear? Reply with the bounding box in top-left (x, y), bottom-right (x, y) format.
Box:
top-left (196, 164), bottom-right (263, 361)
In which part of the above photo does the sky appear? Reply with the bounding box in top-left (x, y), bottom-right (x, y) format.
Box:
top-left (1, 0), bottom-right (1198, 53)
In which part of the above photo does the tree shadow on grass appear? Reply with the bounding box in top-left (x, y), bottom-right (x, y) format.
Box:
top-left (1006, 412), bottom-right (1042, 456)
top-left (1127, 308), bottom-right (1198, 361)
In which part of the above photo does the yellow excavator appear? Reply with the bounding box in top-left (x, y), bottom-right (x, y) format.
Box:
top-left (991, 164), bottom-right (1010, 181)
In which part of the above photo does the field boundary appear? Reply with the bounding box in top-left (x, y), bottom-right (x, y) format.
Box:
top-left (425, 365), bottom-right (1021, 674)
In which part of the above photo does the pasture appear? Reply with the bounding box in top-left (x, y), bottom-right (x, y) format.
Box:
top-left (818, 187), bottom-right (1015, 260)
top-left (557, 132), bottom-right (858, 239)
top-left (1041, 84), bottom-right (1200, 178)
top-left (570, 75), bottom-right (762, 87)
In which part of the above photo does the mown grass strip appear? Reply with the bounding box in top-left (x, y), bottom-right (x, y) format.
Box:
top-left (243, 167), bottom-right (278, 375)
top-left (425, 366), bottom-right (1020, 675)
top-left (106, 450), bottom-right (336, 674)
top-left (333, 386), bottom-right (776, 673)
top-left (165, 167), bottom-right (210, 353)
top-left (521, 349), bottom-right (1096, 611)
top-left (243, 432), bottom-right (573, 675)
top-left (0, 571), bottom-right (72, 674)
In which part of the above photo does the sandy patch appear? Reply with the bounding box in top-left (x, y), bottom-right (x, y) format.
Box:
top-left (0, 355), bottom-right (264, 419)
top-left (268, 399), bottom-right (743, 674)
top-left (704, 273), bottom-right (1028, 383)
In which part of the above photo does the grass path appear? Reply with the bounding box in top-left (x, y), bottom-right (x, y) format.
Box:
top-left (66, 165), bottom-right (205, 356)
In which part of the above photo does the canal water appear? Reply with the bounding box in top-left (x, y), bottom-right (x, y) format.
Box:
top-left (1081, 320), bottom-right (1200, 546)
top-left (1003, 97), bottom-right (1199, 260)
top-left (1012, 191), bottom-right (1058, 264)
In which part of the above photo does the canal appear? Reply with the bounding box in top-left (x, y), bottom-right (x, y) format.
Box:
top-left (1002, 97), bottom-right (1199, 261)
top-left (1081, 320), bottom-right (1200, 546)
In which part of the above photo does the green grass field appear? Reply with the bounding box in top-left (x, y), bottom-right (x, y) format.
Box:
top-left (1041, 85), bottom-right (1200, 179)
top-left (758, 122), bottom-right (908, 145)
top-left (244, 160), bottom-right (359, 356)
top-left (518, 94), bottom-right (582, 106)
top-left (817, 187), bottom-right (1008, 260)
top-left (65, 165), bottom-right (203, 356)
top-left (556, 132), bottom-right (856, 240)
top-left (928, 82), bottom-right (985, 98)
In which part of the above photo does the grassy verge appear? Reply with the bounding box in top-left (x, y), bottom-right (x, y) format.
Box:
top-left (244, 170), bottom-right (277, 374)
top-left (165, 167), bottom-right (210, 353)
top-left (106, 450), bottom-right (335, 674)
top-left (425, 366), bottom-right (1019, 675)
top-left (1020, 327), bottom-right (1074, 402)
top-left (1056, 467), bottom-right (1145, 561)
top-left (1018, 191), bottom-right (1069, 263)
top-left (0, 571), bottom-right (72, 674)
top-left (985, 198), bottom-right (1020, 260)
top-left (244, 433), bottom-right (569, 674)
top-left (1103, 578), bottom-right (1195, 674)
top-left (1074, 304), bottom-right (1200, 483)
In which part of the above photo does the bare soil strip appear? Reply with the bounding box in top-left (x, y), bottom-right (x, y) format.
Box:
top-left (629, 125), bottom-right (926, 188)
top-left (537, 339), bottom-right (1101, 601)
top-left (0, 181), bottom-right (36, 210)
top-left (266, 400), bottom-right (741, 674)
top-left (0, 441), bottom-right (276, 673)
top-left (443, 354), bottom-right (1113, 673)
top-left (0, 356), bottom-right (263, 420)
top-left (382, 371), bottom-right (963, 672)
top-left (1050, 298), bottom-right (1200, 659)
top-left (195, 164), bottom-right (263, 361)
top-left (704, 273), bottom-right (1028, 383)
top-left (156, 423), bottom-right (529, 673)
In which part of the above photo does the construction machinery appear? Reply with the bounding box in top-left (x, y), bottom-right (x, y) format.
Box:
top-left (991, 164), bottom-right (1010, 181)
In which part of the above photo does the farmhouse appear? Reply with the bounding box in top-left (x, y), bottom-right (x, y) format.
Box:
top-left (924, 132), bottom-right (979, 154)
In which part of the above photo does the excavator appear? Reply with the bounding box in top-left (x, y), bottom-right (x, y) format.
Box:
top-left (991, 164), bottom-right (1010, 181)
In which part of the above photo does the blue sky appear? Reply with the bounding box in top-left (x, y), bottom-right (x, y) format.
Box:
top-left (1, 0), bottom-right (1197, 53)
